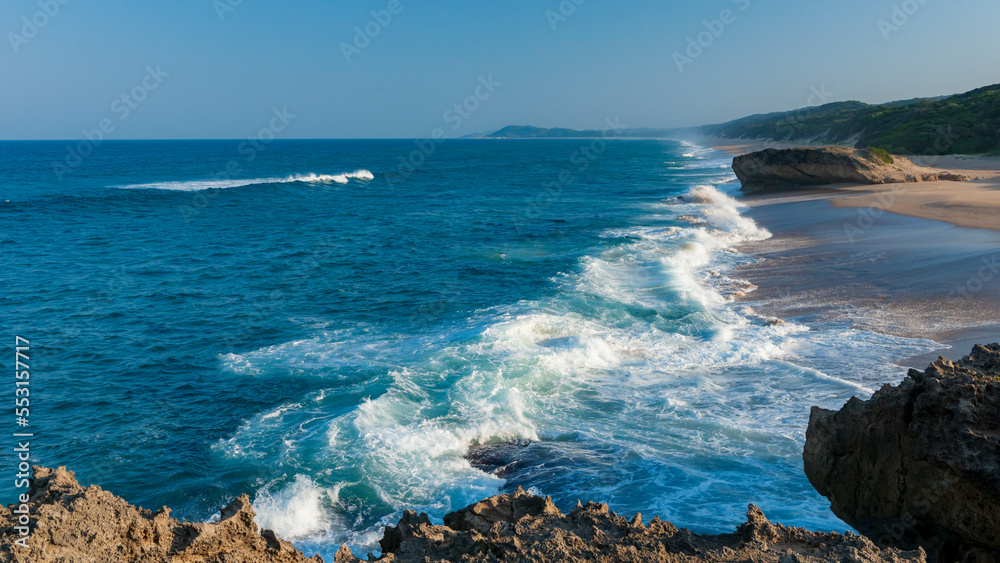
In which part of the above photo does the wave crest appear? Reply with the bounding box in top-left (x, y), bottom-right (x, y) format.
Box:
top-left (113, 169), bottom-right (374, 191)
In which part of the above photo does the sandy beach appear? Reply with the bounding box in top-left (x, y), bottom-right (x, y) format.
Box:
top-left (711, 140), bottom-right (1000, 365)
top-left (708, 137), bottom-right (1000, 232)
top-left (826, 175), bottom-right (1000, 232)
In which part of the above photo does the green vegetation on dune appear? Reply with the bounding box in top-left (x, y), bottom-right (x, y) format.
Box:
top-left (704, 84), bottom-right (1000, 155)
top-left (867, 147), bottom-right (894, 164)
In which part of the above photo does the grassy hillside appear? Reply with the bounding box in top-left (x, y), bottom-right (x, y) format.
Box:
top-left (485, 84), bottom-right (999, 155)
top-left (705, 84), bottom-right (1000, 155)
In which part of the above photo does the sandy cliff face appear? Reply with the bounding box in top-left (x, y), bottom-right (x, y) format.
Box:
top-left (804, 344), bottom-right (1000, 562)
top-left (732, 147), bottom-right (967, 192)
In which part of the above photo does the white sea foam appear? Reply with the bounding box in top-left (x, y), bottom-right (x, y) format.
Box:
top-left (286, 170), bottom-right (375, 184)
top-left (212, 144), bottom-right (941, 559)
top-left (253, 475), bottom-right (337, 539)
top-left (113, 170), bottom-right (374, 191)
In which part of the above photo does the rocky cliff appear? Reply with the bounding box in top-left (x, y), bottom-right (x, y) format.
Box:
top-left (732, 147), bottom-right (967, 192)
top-left (2, 466), bottom-right (925, 563)
top-left (8, 344), bottom-right (1000, 562)
top-left (336, 487), bottom-right (924, 563)
top-left (0, 466), bottom-right (322, 563)
top-left (804, 344), bottom-right (1000, 562)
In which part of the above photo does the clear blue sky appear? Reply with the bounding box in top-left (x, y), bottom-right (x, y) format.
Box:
top-left (2, 0), bottom-right (997, 139)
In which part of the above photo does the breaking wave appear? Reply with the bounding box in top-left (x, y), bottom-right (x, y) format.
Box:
top-left (113, 170), bottom-right (374, 191)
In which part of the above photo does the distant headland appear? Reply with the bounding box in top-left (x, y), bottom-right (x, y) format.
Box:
top-left (481, 83), bottom-right (1000, 156)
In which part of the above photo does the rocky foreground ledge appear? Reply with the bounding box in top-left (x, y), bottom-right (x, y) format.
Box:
top-left (732, 147), bottom-right (968, 192)
top-left (5, 345), bottom-right (1000, 562)
top-left (344, 489), bottom-right (926, 563)
top-left (0, 467), bottom-right (924, 563)
top-left (805, 344), bottom-right (1000, 563)
top-left (0, 466), bottom-right (321, 563)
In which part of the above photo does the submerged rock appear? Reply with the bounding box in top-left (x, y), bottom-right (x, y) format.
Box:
top-left (732, 147), bottom-right (968, 192)
top-left (465, 439), bottom-right (536, 477)
top-left (0, 466), bottom-right (323, 562)
top-left (804, 344), bottom-right (1000, 562)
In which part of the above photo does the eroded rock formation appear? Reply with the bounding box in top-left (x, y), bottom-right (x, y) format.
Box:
top-left (2, 465), bottom-right (927, 563)
top-left (11, 342), bottom-right (1000, 562)
top-left (0, 466), bottom-right (322, 563)
top-left (804, 344), bottom-right (1000, 562)
top-left (732, 147), bottom-right (967, 192)
top-left (335, 487), bottom-right (924, 563)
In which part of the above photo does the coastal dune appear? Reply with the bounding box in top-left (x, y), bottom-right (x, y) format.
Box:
top-left (732, 147), bottom-right (969, 193)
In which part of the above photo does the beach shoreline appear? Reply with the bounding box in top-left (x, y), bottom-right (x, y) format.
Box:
top-left (705, 137), bottom-right (1000, 232)
top-left (707, 140), bottom-right (1000, 364)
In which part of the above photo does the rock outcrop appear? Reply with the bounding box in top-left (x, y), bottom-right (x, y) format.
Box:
top-left (334, 487), bottom-right (924, 563)
top-left (0, 466), bottom-right (323, 563)
top-left (13, 341), bottom-right (1000, 562)
top-left (3, 466), bottom-right (926, 563)
top-left (732, 147), bottom-right (968, 192)
top-left (804, 344), bottom-right (1000, 562)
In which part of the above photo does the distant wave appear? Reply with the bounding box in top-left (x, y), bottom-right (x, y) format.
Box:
top-left (285, 171), bottom-right (375, 184)
top-left (113, 170), bottom-right (375, 191)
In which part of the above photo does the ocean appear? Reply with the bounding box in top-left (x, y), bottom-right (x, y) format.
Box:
top-left (0, 139), bottom-right (938, 559)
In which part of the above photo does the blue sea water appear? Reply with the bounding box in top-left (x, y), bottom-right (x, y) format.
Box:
top-left (1, 139), bottom-right (938, 558)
